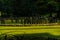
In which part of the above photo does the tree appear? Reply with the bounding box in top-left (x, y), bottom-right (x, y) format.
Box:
top-left (0, 0), bottom-right (15, 24)
top-left (55, 0), bottom-right (60, 19)
top-left (14, 0), bottom-right (36, 17)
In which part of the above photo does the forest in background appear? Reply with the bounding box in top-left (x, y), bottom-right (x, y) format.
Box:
top-left (0, 0), bottom-right (60, 24)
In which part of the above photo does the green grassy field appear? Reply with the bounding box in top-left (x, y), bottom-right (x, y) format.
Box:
top-left (0, 25), bottom-right (60, 40)
top-left (0, 25), bottom-right (60, 35)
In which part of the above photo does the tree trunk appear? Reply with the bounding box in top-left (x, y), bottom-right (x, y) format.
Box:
top-left (1, 18), bottom-right (5, 24)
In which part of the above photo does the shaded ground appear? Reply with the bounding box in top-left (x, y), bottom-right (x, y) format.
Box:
top-left (0, 33), bottom-right (60, 40)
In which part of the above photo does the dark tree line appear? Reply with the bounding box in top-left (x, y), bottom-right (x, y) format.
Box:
top-left (0, 0), bottom-right (60, 24)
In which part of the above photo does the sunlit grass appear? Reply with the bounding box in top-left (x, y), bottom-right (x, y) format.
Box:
top-left (0, 25), bottom-right (60, 36)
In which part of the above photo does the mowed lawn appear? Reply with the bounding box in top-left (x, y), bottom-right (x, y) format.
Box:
top-left (0, 25), bottom-right (60, 36)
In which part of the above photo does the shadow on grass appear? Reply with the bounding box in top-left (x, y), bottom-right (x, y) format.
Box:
top-left (0, 33), bottom-right (60, 40)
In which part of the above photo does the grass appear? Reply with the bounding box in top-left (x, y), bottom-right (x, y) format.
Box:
top-left (0, 25), bottom-right (60, 40)
top-left (0, 33), bottom-right (60, 40)
top-left (5, 20), bottom-right (21, 24)
top-left (0, 25), bottom-right (60, 35)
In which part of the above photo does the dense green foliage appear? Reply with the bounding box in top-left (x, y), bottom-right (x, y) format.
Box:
top-left (0, 0), bottom-right (60, 24)
top-left (0, 0), bottom-right (59, 17)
